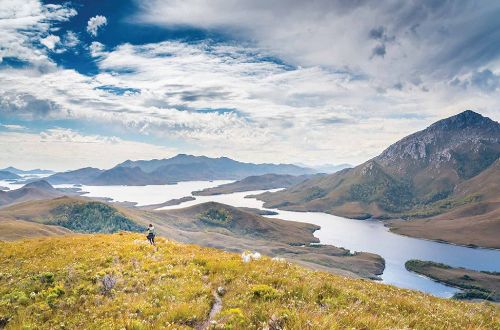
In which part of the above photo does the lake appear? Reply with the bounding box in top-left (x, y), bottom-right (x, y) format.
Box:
top-left (4, 179), bottom-right (499, 298)
top-left (155, 188), bottom-right (500, 297)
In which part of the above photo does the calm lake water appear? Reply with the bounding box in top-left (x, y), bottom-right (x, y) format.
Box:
top-left (156, 189), bottom-right (500, 297)
top-left (4, 179), bottom-right (499, 298)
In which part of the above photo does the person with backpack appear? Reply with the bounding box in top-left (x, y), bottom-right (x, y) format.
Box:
top-left (146, 224), bottom-right (156, 245)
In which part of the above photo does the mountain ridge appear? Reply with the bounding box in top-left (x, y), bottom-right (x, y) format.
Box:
top-left (255, 110), bottom-right (500, 232)
top-left (40, 154), bottom-right (316, 186)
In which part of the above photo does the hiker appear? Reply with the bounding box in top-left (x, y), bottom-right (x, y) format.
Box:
top-left (146, 224), bottom-right (156, 245)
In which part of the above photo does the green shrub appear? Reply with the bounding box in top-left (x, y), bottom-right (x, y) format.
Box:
top-left (198, 208), bottom-right (233, 226)
top-left (51, 202), bottom-right (145, 233)
top-left (250, 284), bottom-right (279, 300)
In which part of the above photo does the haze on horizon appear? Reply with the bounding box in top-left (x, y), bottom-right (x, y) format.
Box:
top-left (1, 0), bottom-right (500, 171)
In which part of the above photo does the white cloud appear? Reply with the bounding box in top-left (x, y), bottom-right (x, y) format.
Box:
top-left (0, 129), bottom-right (177, 171)
top-left (0, 0), bottom-right (76, 65)
top-left (62, 31), bottom-right (79, 48)
top-left (2, 40), bottom-right (498, 167)
top-left (40, 34), bottom-right (60, 50)
top-left (0, 123), bottom-right (27, 130)
top-left (86, 15), bottom-right (107, 37)
top-left (136, 1), bottom-right (500, 89)
top-left (89, 41), bottom-right (105, 57)
top-left (0, 1), bottom-right (499, 168)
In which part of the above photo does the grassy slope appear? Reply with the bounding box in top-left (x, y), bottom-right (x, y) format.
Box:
top-left (125, 202), bottom-right (385, 279)
top-left (0, 197), bottom-right (145, 235)
top-left (405, 260), bottom-right (500, 302)
top-left (0, 198), bottom-right (384, 279)
top-left (0, 219), bottom-right (71, 242)
top-left (0, 234), bottom-right (498, 329)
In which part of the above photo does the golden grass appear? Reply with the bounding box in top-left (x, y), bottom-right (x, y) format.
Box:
top-left (0, 233), bottom-right (498, 329)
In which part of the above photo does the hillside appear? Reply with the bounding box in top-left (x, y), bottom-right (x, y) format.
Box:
top-left (192, 173), bottom-right (318, 196)
top-left (0, 197), bottom-right (144, 237)
top-left (42, 167), bottom-right (104, 185)
top-left (0, 234), bottom-right (498, 329)
top-left (405, 260), bottom-right (500, 302)
top-left (0, 198), bottom-right (384, 278)
top-left (126, 202), bottom-right (385, 279)
top-left (255, 111), bottom-right (500, 241)
top-left (0, 180), bottom-right (64, 208)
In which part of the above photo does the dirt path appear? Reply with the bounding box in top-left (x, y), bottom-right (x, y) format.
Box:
top-left (196, 290), bottom-right (223, 330)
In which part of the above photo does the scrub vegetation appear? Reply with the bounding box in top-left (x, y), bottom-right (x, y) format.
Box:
top-left (0, 233), bottom-right (498, 329)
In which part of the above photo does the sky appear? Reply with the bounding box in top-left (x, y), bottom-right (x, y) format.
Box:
top-left (0, 0), bottom-right (499, 171)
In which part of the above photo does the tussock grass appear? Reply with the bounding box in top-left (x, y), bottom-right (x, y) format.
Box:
top-left (0, 233), bottom-right (498, 329)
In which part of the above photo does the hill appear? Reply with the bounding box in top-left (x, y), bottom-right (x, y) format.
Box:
top-left (405, 260), bottom-right (500, 302)
top-left (0, 198), bottom-right (383, 278)
top-left (0, 197), bottom-right (144, 236)
top-left (124, 202), bottom-right (385, 279)
top-left (0, 234), bottom-right (497, 329)
top-left (42, 167), bottom-right (104, 185)
top-left (0, 171), bottom-right (21, 180)
top-left (388, 159), bottom-right (500, 248)
top-left (0, 180), bottom-right (64, 208)
top-left (192, 173), bottom-right (319, 196)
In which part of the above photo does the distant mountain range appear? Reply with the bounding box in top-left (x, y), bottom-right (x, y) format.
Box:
top-left (256, 110), bottom-right (500, 222)
top-left (0, 167), bottom-right (54, 175)
top-left (37, 154), bottom-right (316, 186)
top-left (0, 170), bottom-right (21, 180)
top-left (193, 173), bottom-right (323, 196)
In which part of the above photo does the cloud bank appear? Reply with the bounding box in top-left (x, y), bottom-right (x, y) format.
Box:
top-left (0, 0), bottom-right (499, 170)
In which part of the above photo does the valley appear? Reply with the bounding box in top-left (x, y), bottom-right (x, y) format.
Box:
top-left (0, 110), bottom-right (498, 316)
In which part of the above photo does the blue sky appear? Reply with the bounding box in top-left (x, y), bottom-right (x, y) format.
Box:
top-left (0, 0), bottom-right (499, 170)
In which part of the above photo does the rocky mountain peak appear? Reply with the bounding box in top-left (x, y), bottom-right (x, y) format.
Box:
top-left (377, 111), bottom-right (499, 166)
top-left (428, 110), bottom-right (495, 131)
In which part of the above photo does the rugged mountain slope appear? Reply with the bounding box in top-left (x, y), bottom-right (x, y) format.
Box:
top-left (257, 111), bottom-right (500, 221)
top-left (0, 170), bottom-right (21, 180)
top-left (193, 173), bottom-right (319, 196)
top-left (0, 234), bottom-right (498, 329)
top-left (0, 180), bottom-right (64, 208)
top-left (388, 159), bottom-right (500, 248)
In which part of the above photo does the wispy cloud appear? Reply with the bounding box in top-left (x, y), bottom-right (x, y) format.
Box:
top-left (0, 0), bottom-right (76, 65)
top-left (136, 1), bottom-right (500, 88)
top-left (0, 123), bottom-right (27, 131)
top-left (0, 129), bottom-right (177, 171)
top-left (0, 0), bottom-right (499, 169)
top-left (87, 15), bottom-right (107, 37)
